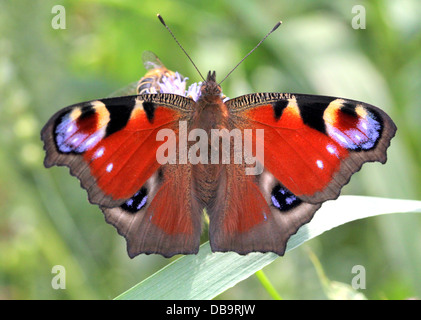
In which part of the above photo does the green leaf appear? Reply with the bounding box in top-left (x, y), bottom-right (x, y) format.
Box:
top-left (115, 196), bottom-right (421, 300)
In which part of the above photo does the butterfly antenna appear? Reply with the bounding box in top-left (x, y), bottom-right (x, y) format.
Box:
top-left (218, 21), bottom-right (282, 85)
top-left (157, 14), bottom-right (206, 82)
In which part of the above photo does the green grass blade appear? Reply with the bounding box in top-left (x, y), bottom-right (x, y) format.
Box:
top-left (115, 196), bottom-right (421, 300)
top-left (254, 270), bottom-right (282, 300)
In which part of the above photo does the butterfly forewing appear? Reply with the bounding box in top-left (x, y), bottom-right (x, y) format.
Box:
top-left (227, 92), bottom-right (397, 204)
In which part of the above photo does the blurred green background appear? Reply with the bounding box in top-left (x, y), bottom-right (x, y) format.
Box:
top-left (1, 0), bottom-right (420, 299)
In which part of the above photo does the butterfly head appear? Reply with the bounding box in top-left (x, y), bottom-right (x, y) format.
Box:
top-left (200, 71), bottom-right (222, 99)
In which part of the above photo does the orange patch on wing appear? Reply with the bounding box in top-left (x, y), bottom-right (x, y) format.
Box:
top-left (244, 102), bottom-right (349, 197)
top-left (83, 105), bottom-right (180, 200)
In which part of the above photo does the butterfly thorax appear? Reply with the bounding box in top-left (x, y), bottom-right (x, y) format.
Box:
top-left (194, 71), bottom-right (228, 131)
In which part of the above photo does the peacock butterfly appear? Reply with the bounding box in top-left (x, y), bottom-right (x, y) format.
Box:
top-left (41, 17), bottom-right (396, 258)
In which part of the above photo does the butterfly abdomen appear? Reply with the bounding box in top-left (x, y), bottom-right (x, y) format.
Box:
top-left (189, 94), bottom-right (229, 205)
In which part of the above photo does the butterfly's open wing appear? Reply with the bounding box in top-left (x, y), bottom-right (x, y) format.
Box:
top-left (42, 94), bottom-right (192, 206)
top-left (41, 93), bottom-right (202, 257)
top-left (208, 93), bottom-right (396, 255)
top-left (228, 93), bottom-right (396, 203)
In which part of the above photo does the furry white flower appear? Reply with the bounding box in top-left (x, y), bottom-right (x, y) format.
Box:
top-left (150, 72), bottom-right (227, 102)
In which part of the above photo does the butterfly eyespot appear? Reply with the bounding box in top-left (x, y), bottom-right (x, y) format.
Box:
top-left (54, 111), bottom-right (104, 154)
top-left (324, 101), bottom-right (383, 152)
top-left (120, 187), bottom-right (148, 213)
top-left (271, 184), bottom-right (302, 212)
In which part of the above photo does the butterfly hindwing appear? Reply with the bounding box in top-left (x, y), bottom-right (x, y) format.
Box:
top-left (227, 93), bottom-right (397, 204)
top-left (102, 163), bottom-right (202, 258)
top-left (208, 163), bottom-right (320, 255)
